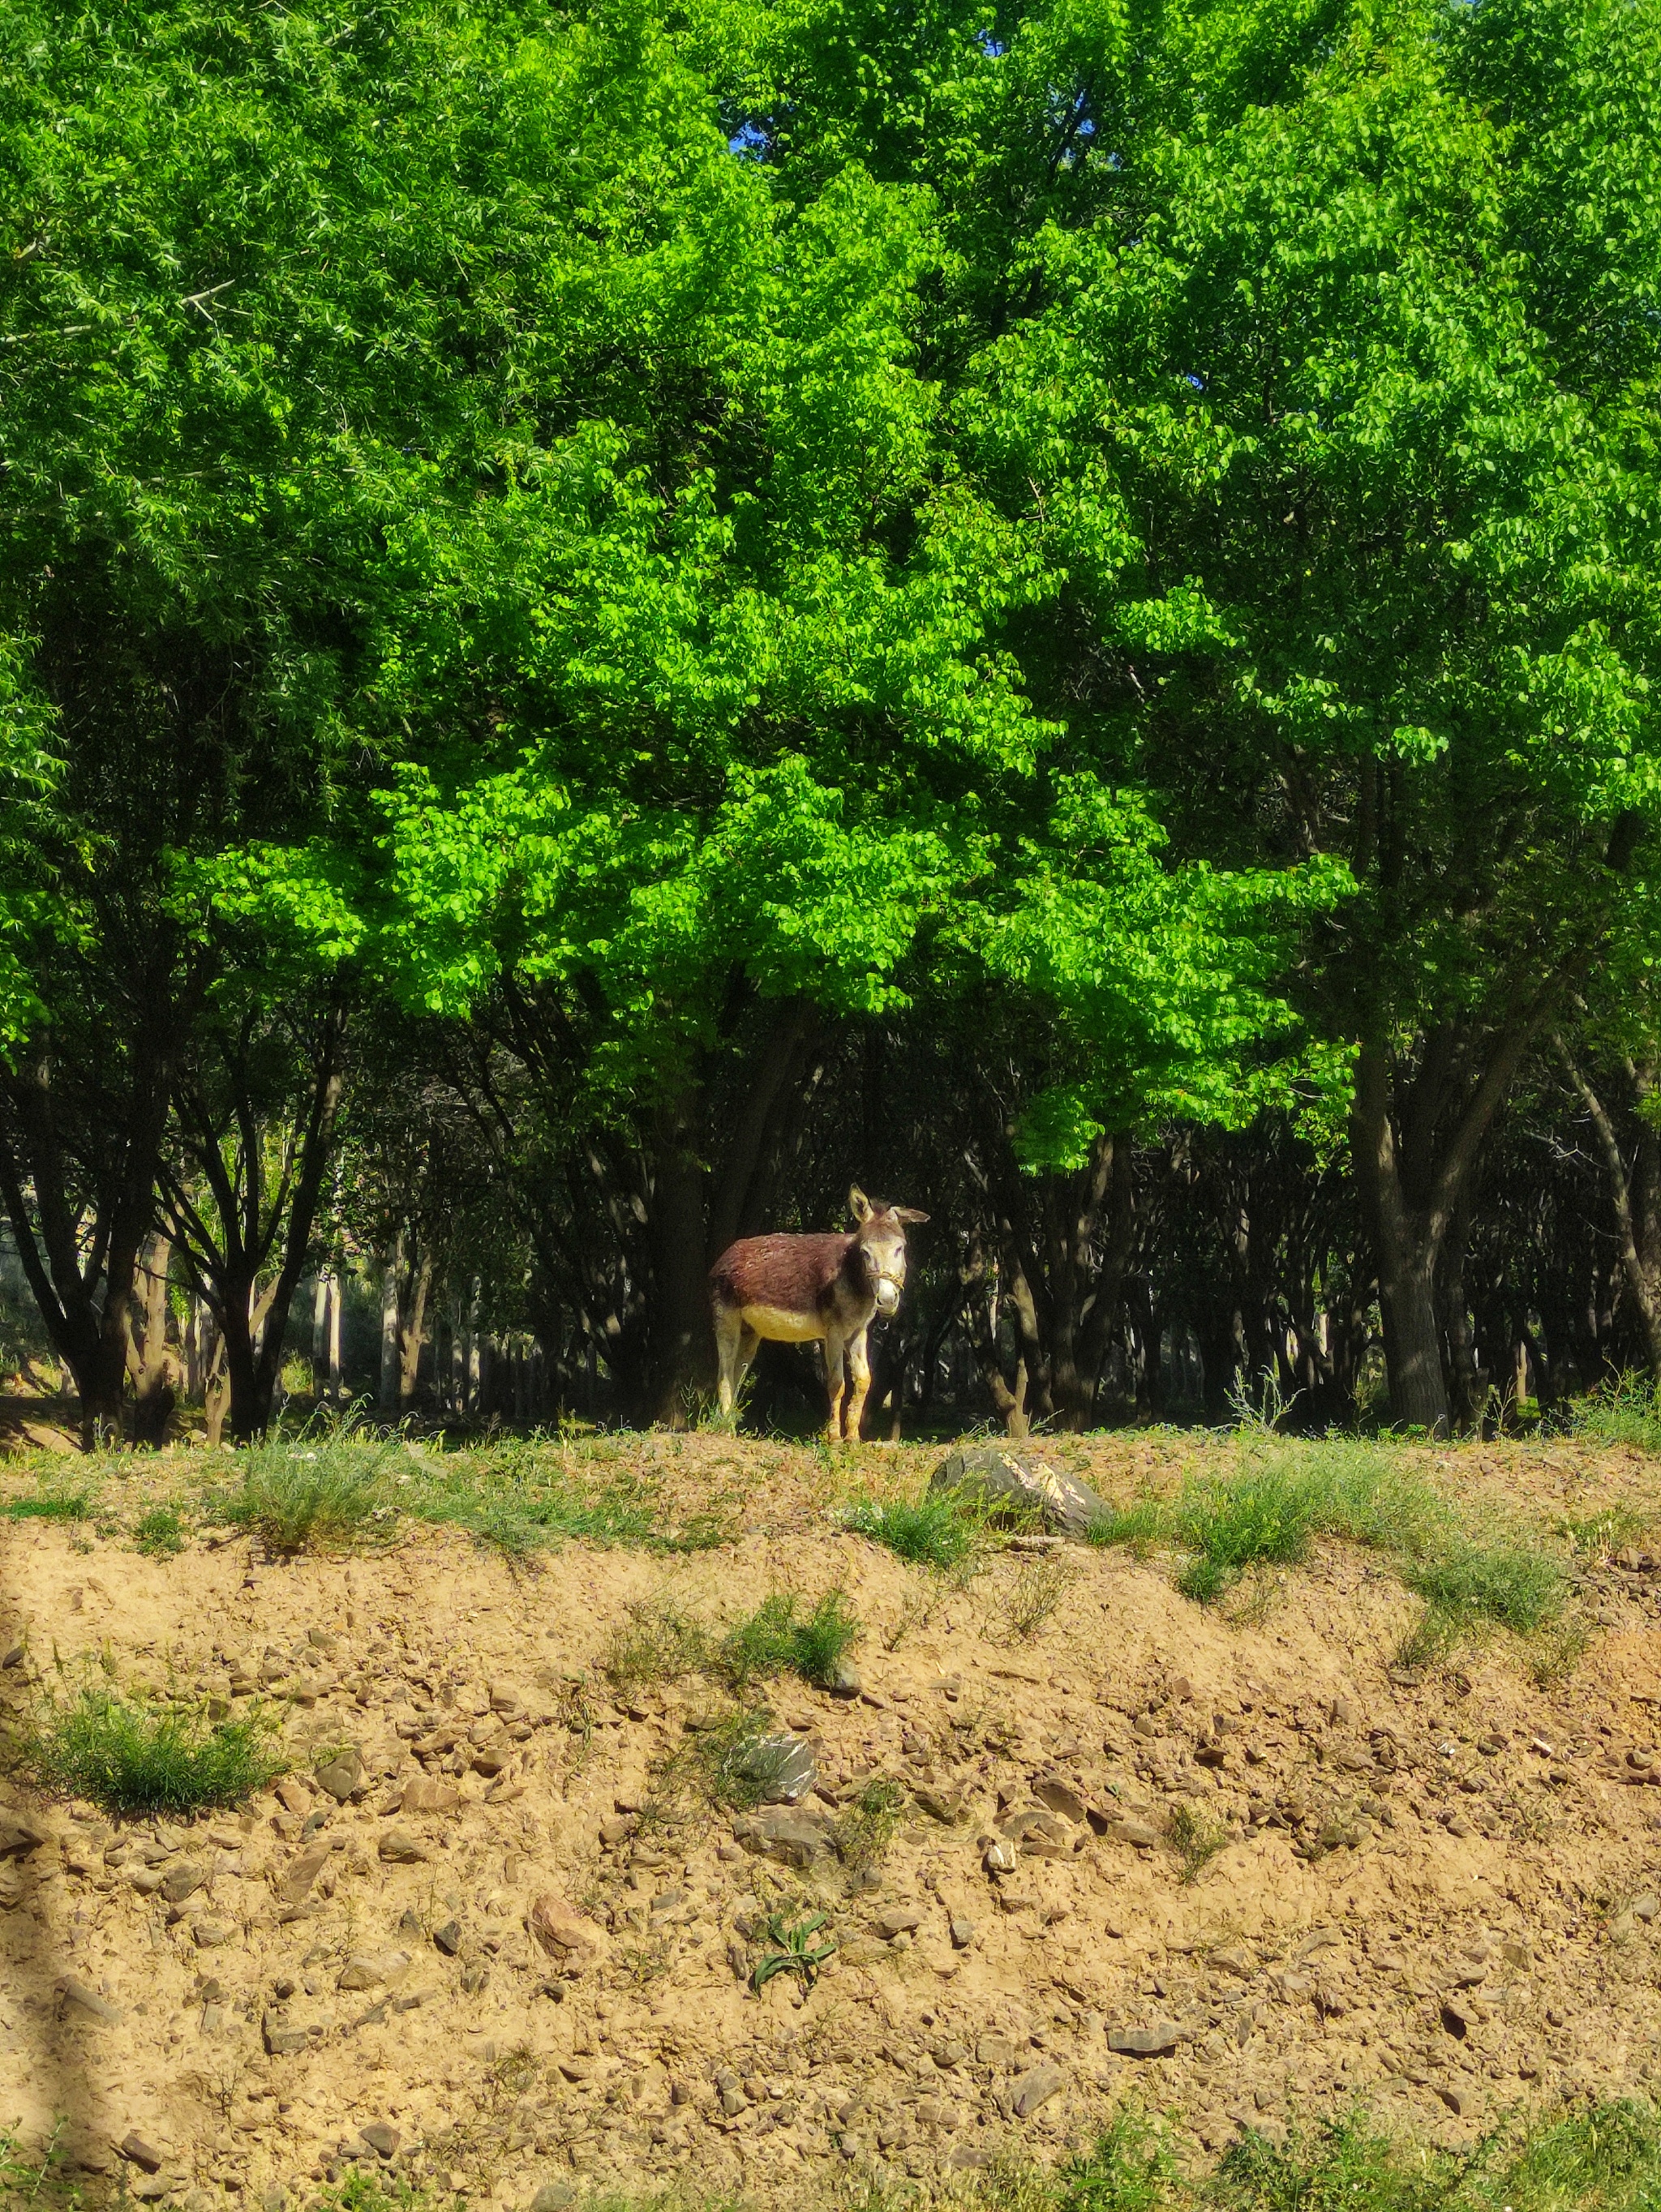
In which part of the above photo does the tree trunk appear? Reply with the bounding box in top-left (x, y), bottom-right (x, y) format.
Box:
top-left (1560, 1045), bottom-right (1661, 1379)
top-left (650, 1098), bottom-right (713, 1425)
top-left (379, 1245), bottom-right (401, 1413)
top-left (399, 1248), bottom-right (432, 1410)
top-left (126, 1235), bottom-right (178, 1447)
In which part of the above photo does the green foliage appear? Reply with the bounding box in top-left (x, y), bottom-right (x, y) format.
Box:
top-left (1167, 1804), bottom-right (1230, 1887)
top-left (132, 1507), bottom-right (187, 1558)
top-left (603, 1598), bottom-right (714, 1696)
top-left (842, 1490), bottom-right (985, 1572)
top-left (1, 1487), bottom-right (93, 1523)
top-left (1567, 1376), bottom-right (1661, 1456)
top-left (212, 1434), bottom-right (399, 1556)
top-left (749, 1910), bottom-right (835, 1995)
top-left (1090, 1444), bottom-right (1569, 1659)
top-left (720, 1590), bottom-right (861, 1691)
top-left (1058, 2108), bottom-right (1182, 2212)
top-left (834, 1776), bottom-right (908, 1873)
top-left (19, 1687), bottom-right (285, 1819)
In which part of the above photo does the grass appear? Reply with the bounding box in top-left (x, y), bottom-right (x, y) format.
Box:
top-left (1167, 1803), bottom-right (1231, 1884)
top-left (1566, 1372), bottom-right (1661, 1455)
top-left (994, 1551), bottom-right (1080, 1640)
top-left (133, 1505), bottom-right (187, 1558)
top-left (1085, 1438), bottom-right (1572, 1665)
top-left (841, 1489), bottom-right (986, 1571)
top-left (2, 1487), bottom-right (93, 1523)
top-left (17, 1683), bottom-right (286, 1818)
top-left (603, 1596), bottom-right (714, 1695)
top-left (720, 1590), bottom-right (861, 1691)
top-left (211, 1425), bottom-right (400, 1554)
top-left (834, 1774), bottom-right (908, 1871)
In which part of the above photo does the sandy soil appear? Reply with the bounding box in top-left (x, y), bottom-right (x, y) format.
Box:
top-left (3, 1432), bottom-right (1661, 2209)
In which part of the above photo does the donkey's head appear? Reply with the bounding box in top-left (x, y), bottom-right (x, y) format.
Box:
top-left (850, 1185), bottom-right (929, 1316)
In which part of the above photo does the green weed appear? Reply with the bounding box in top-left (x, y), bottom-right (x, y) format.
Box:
top-left (1167, 1803), bottom-right (1230, 1885)
top-left (1058, 2107), bottom-right (1182, 2212)
top-left (1085, 1496), bottom-right (1167, 1553)
top-left (721, 1590), bottom-right (861, 1691)
top-left (19, 1685), bottom-right (285, 1818)
top-left (841, 1490), bottom-right (984, 1572)
top-left (212, 1430), bottom-right (398, 1554)
top-left (995, 1550), bottom-right (1079, 1640)
top-left (2, 1488), bottom-right (94, 1523)
top-left (1556, 1503), bottom-right (1650, 1558)
top-left (750, 1910), bottom-right (836, 1995)
top-left (603, 1597), bottom-right (713, 1695)
top-left (1567, 1373), bottom-right (1661, 1455)
top-left (1174, 1464), bottom-right (1321, 1602)
top-left (133, 1506), bottom-right (187, 1558)
top-left (834, 1775), bottom-right (907, 1872)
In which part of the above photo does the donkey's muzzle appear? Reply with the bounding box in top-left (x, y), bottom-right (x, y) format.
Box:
top-left (874, 1279), bottom-right (901, 1317)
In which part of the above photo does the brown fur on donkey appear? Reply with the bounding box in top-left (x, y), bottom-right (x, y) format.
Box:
top-left (709, 1187), bottom-right (929, 1440)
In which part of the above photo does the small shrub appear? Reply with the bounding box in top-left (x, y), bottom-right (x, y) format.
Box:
top-left (1556, 1503), bottom-right (1649, 1558)
top-left (1567, 1373), bottom-right (1661, 1455)
top-left (603, 1597), bottom-right (712, 1695)
top-left (995, 1551), bottom-right (1079, 1640)
top-left (835, 1775), bottom-right (907, 1872)
top-left (1058, 2107), bottom-right (1181, 2212)
top-left (133, 1506), bottom-right (187, 1558)
top-left (213, 1431), bottom-right (397, 1554)
top-left (1175, 1466), bottom-right (1320, 1602)
top-left (1400, 1536), bottom-right (1565, 1637)
top-left (721, 1590), bottom-right (860, 1691)
top-left (2, 1488), bottom-right (94, 1523)
top-left (750, 1910), bottom-right (836, 1995)
top-left (19, 1686), bottom-right (285, 1818)
top-left (1167, 1803), bottom-right (1230, 1885)
top-left (841, 1490), bottom-right (984, 1572)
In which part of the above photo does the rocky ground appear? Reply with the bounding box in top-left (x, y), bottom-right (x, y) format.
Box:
top-left (3, 1432), bottom-right (1661, 2210)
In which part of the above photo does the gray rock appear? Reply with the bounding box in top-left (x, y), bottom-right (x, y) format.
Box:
top-left (161, 1860), bottom-right (208, 1905)
top-left (0, 1807), bottom-right (50, 1858)
top-left (378, 1830), bottom-right (430, 1864)
top-left (191, 1920), bottom-right (234, 1948)
top-left (912, 1784), bottom-right (966, 1824)
top-left (731, 1734), bottom-right (817, 1804)
top-left (56, 1976), bottom-right (120, 2022)
top-left (432, 1920), bottom-right (461, 1956)
top-left (119, 2134), bottom-right (164, 2174)
top-left (1011, 2061), bottom-right (1064, 2119)
top-left (976, 2033), bottom-right (1016, 2068)
top-left (315, 1747), bottom-right (364, 1803)
top-left (826, 1661), bottom-right (862, 1699)
top-left (1101, 1818), bottom-right (1162, 1850)
top-left (358, 2124), bottom-right (399, 2160)
top-left (873, 1905), bottom-right (921, 1938)
top-left (1033, 1777), bottom-right (1091, 1825)
top-left (732, 1807), bottom-right (835, 1867)
top-left (1109, 2022), bottom-right (1182, 2056)
top-left (928, 1446), bottom-right (1109, 1538)
top-left (949, 1918), bottom-right (976, 1949)
top-left (339, 1949), bottom-right (411, 1991)
top-left (530, 2187), bottom-right (577, 2212)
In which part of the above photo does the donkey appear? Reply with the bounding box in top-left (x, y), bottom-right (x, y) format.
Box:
top-left (709, 1187), bottom-right (929, 1440)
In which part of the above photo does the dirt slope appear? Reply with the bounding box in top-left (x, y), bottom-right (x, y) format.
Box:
top-left (3, 1436), bottom-right (1661, 2209)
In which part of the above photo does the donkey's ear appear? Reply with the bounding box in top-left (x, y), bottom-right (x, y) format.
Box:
top-left (893, 1207), bottom-right (930, 1225)
top-left (849, 1185), bottom-right (873, 1223)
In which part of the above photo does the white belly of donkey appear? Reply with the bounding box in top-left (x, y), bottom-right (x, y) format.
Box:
top-left (741, 1302), bottom-right (826, 1344)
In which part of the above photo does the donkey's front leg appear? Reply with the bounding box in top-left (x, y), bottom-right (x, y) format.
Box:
top-left (843, 1327), bottom-right (872, 1443)
top-left (822, 1327), bottom-right (848, 1441)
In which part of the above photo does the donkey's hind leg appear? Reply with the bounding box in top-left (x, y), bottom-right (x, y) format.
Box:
top-left (714, 1303), bottom-right (748, 1418)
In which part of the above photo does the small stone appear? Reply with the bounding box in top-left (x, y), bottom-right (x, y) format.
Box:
top-left (358, 2124), bottom-right (399, 2159)
top-left (279, 1845), bottom-right (333, 1903)
top-left (339, 1949), bottom-right (412, 1991)
top-left (1436, 2085), bottom-right (1466, 2116)
top-left (529, 1893), bottom-right (607, 1970)
top-left (432, 1920), bottom-right (462, 1956)
top-left (262, 2010), bottom-right (312, 2056)
top-left (399, 1777), bottom-right (461, 1815)
top-left (949, 1918), bottom-right (976, 1949)
top-left (119, 2134), bottom-right (164, 2174)
top-left (912, 1785), bottom-right (966, 1824)
top-left (599, 1816), bottom-right (635, 1845)
top-left (1440, 2002), bottom-right (1474, 2039)
top-left (0, 1807), bottom-right (50, 1858)
top-left (890, 1930), bottom-right (913, 1952)
top-left (378, 1831), bottom-right (430, 1864)
top-left (1633, 1894), bottom-right (1659, 1923)
top-left (1102, 1819), bottom-right (1161, 1850)
top-left (1033, 1777), bottom-right (1090, 1825)
top-left (873, 1905), bottom-right (922, 1939)
top-left (976, 2034), bottom-right (1016, 2067)
top-left (1011, 2061), bottom-right (1064, 2119)
top-left (57, 1978), bottom-right (120, 2023)
top-left (827, 1661), bottom-right (862, 1698)
top-left (928, 1445), bottom-right (1109, 1537)
top-left (191, 1920), bottom-right (234, 1948)
top-left (161, 1860), bottom-right (208, 1905)
top-left (1109, 2023), bottom-right (1182, 2056)
top-left (732, 1808), bottom-right (835, 1867)
top-left (315, 1747), bottom-right (364, 1802)
top-left (530, 2186), bottom-right (577, 2212)
top-left (982, 1840), bottom-right (1017, 1874)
